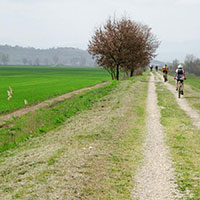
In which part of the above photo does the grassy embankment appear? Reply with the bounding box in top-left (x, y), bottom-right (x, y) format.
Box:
top-left (0, 73), bottom-right (149, 199)
top-left (74, 73), bottom-right (149, 199)
top-left (0, 80), bottom-right (117, 153)
top-left (156, 81), bottom-right (200, 200)
top-left (0, 66), bottom-right (110, 114)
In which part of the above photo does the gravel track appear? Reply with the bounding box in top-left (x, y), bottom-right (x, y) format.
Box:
top-left (158, 73), bottom-right (200, 130)
top-left (132, 73), bottom-right (181, 200)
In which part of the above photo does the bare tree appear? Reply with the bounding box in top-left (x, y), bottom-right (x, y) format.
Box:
top-left (22, 58), bottom-right (28, 65)
top-left (171, 59), bottom-right (179, 72)
top-left (34, 58), bottom-right (40, 66)
top-left (70, 57), bottom-right (80, 66)
top-left (53, 55), bottom-right (59, 65)
top-left (80, 56), bottom-right (86, 66)
top-left (44, 58), bottom-right (49, 65)
top-left (1, 54), bottom-right (9, 65)
top-left (28, 60), bottom-right (32, 66)
top-left (184, 54), bottom-right (200, 76)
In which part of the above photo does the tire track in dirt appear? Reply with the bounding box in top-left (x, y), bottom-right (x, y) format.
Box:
top-left (0, 82), bottom-right (108, 127)
top-left (132, 73), bottom-right (181, 200)
top-left (157, 73), bottom-right (200, 130)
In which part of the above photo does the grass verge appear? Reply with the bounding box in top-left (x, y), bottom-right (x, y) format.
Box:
top-left (156, 81), bottom-right (200, 200)
top-left (73, 73), bottom-right (149, 199)
top-left (0, 81), bottom-right (118, 153)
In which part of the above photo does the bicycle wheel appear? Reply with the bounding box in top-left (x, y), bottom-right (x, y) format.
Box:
top-left (178, 84), bottom-right (181, 98)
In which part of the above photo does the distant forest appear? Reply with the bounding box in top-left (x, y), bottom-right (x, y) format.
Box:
top-left (0, 45), bottom-right (96, 66)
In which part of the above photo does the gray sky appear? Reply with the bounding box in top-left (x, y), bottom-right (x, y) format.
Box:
top-left (0, 0), bottom-right (200, 62)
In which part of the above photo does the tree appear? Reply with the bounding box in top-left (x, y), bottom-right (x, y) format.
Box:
top-left (28, 60), bottom-right (32, 66)
top-left (88, 16), bottom-right (159, 80)
top-left (184, 54), bottom-right (200, 76)
top-left (53, 55), bottom-right (59, 65)
top-left (80, 56), bottom-right (86, 66)
top-left (34, 58), bottom-right (40, 66)
top-left (44, 58), bottom-right (49, 65)
top-left (70, 57), bottom-right (80, 66)
top-left (1, 54), bottom-right (9, 65)
top-left (171, 59), bottom-right (179, 72)
top-left (22, 58), bottom-right (28, 65)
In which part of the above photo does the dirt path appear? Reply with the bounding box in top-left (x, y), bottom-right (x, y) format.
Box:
top-left (157, 73), bottom-right (200, 130)
top-left (0, 82), bottom-right (107, 127)
top-left (132, 73), bottom-right (181, 200)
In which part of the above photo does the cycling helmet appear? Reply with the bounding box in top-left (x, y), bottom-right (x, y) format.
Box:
top-left (178, 64), bottom-right (183, 69)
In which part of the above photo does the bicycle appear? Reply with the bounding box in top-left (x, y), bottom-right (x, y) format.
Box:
top-left (177, 80), bottom-right (183, 98)
top-left (176, 77), bottom-right (185, 98)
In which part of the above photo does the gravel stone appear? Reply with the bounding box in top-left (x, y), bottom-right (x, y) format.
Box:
top-left (132, 73), bottom-right (181, 200)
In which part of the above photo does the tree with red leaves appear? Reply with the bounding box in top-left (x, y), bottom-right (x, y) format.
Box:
top-left (88, 16), bottom-right (160, 80)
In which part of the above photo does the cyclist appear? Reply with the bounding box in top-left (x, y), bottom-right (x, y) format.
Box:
top-left (162, 64), bottom-right (169, 81)
top-left (174, 64), bottom-right (186, 95)
top-left (149, 65), bottom-right (153, 72)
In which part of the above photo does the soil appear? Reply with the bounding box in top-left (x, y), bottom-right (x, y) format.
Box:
top-left (0, 82), bottom-right (108, 127)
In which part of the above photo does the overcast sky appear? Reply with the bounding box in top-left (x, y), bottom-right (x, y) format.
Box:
top-left (0, 0), bottom-right (200, 62)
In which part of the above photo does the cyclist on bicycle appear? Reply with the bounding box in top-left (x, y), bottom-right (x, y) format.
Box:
top-left (162, 64), bottom-right (169, 81)
top-left (175, 64), bottom-right (186, 94)
top-left (155, 65), bottom-right (158, 72)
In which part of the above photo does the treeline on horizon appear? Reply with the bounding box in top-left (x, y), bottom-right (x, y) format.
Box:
top-left (171, 55), bottom-right (200, 76)
top-left (0, 45), bottom-right (96, 67)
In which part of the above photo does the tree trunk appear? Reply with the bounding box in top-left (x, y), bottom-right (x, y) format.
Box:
top-left (130, 69), bottom-right (134, 77)
top-left (111, 73), bottom-right (114, 80)
top-left (116, 64), bottom-right (119, 80)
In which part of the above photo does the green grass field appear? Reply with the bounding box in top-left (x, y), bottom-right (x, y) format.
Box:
top-left (0, 66), bottom-right (110, 115)
top-left (185, 74), bottom-right (200, 92)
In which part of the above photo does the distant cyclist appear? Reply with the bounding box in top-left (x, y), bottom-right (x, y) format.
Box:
top-left (155, 65), bottom-right (158, 72)
top-left (174, 64), bottom-right (186, 94)
top-left (162, 64), bottom-right (169, 81)
top-left (149, 65), bottom-right (153, 72)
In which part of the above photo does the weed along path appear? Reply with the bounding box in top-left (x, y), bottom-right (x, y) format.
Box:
top-left (0, 82), bottom-right (107, 127)
top-left (132, 73), bottom-right (181, 200)
top-left (0, 76), bottom-right (149, 199)
top-left (157, 73), bottom-right (200, 130)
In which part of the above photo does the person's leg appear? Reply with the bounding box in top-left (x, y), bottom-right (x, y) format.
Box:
top-left (182, 81), bottom-right (184, 91)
